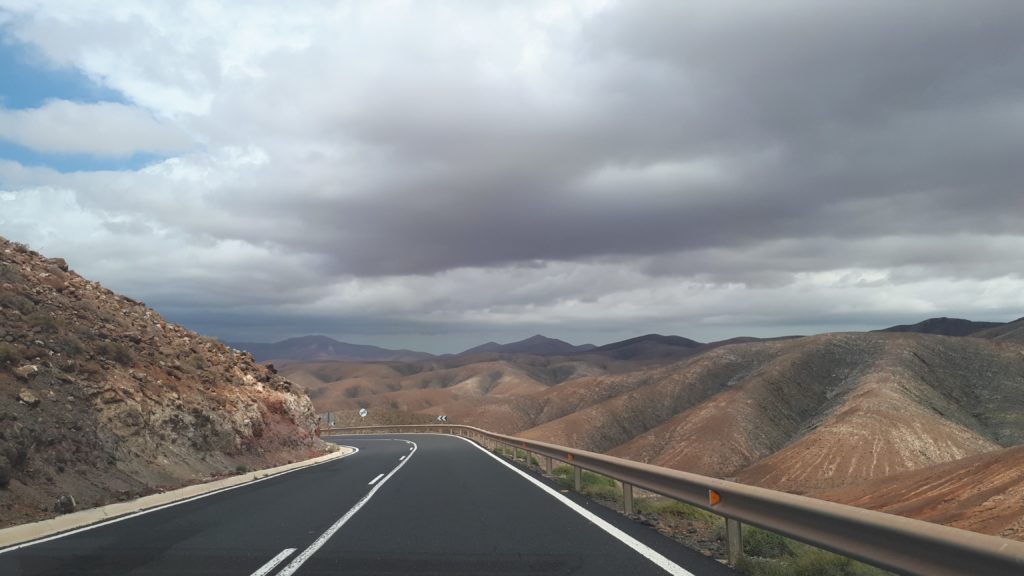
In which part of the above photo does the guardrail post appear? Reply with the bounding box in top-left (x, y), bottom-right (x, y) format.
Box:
top-left (726, 517), bottom-right (743, 566)
top-left (574, 465), bottom-right (582, 492)
top-left (623, 482), bottom-right (634, 515)
top-left (544, 456), bottom-right (552, 473)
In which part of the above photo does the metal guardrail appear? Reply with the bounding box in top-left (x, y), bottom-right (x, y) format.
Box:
top-left (321, 424), bottom-right (1024, 576)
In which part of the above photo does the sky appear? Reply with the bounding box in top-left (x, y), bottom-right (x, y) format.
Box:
top-left (1, 1), bottom-right (1023, 354)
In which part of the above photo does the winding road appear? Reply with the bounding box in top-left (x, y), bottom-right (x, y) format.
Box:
top-left (0, 434), bottom-right (735, 575)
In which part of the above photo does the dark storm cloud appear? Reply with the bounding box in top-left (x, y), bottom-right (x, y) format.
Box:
top-left (187, 0), bottom-right (1024, 280)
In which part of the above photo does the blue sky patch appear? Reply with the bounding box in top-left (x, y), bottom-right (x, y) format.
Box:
top-left (0, 139), bottom-right (162, 174)
top-left (0, 27), bottom-right (126, 109)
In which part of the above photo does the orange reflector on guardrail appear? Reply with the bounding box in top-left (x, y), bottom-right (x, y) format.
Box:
top-left (567, 454), bottom-right (574, 462)
top-left (709, 489), bottom-right (721, 506)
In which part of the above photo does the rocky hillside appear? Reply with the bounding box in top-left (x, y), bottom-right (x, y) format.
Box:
top-left (0, 237), bottom-right (328, 529)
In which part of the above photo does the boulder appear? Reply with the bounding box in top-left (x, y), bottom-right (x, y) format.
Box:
top-left (17, 389), bottom-right (40, 407)
top-left (14, 364), bottom-right (39, 380)
top-left (54, 494), bottom-right (76, 514)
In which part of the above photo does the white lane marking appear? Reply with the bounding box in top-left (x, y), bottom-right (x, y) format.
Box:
top-left (368, 473), bottom-right (385, 485)
top-left (399, 455), bottom-right (406, 461)
top-left (250, 548), bottom-right (296, 576)
top-left (274, 441), bottom-right (417, 576)
top-left (455, 437), bottom-right (695, 576)
top-left (0, 446), bottom-right (360, 555)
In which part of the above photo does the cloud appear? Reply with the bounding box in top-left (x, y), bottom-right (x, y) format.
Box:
top-left (0, 99), bottom-right (192, 156)
top-left (0, 0), bottom-right (1022, 350)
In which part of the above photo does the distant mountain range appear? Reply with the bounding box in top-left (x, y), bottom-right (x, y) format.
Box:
top-left (875, 316), bottom-right (1004, 337)
top-left (226, 335), bottom-right (434, 363)
top-left (458, 334), bottom-right (596, 356)
top-left (231, 315), bottom-right (1024, 364)
top-left (876, 316), bottom-right (1024, 341)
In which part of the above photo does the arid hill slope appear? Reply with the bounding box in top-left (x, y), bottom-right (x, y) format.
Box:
top-left (0, 237), bottom-right (327, 528)
top-left (816, 445), bottom-right (1024, 540)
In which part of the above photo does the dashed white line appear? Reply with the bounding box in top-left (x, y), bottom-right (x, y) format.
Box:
top-left (368, 473), bottom-right (385, 485)
top-left (250, 548), bottom-right (295, 576)
top-left (399, 455), bottom-right (406, 461)
top-left (273, 440), bottom-right (418, 576)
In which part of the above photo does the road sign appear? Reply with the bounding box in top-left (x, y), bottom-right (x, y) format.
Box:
top-left (436, 415), bottom-right (448, 422)
top-left (359, 408), bottom-right (368, 418)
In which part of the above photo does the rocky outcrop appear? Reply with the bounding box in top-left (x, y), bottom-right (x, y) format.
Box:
top-left (0, 236), bottom-right (329, 528)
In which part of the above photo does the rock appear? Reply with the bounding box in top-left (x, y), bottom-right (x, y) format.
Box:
top-left (46, 258), bottom-right (69, 272)
top-left (17, 389), bottom-right (40, 407)
top-left (14, 365), bottom-right (39, 380)
top-left (54, 494), bottom-right (76, 514)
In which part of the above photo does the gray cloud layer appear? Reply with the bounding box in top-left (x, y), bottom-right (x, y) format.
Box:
top-left (1, 1), bottom-right (1022, 352)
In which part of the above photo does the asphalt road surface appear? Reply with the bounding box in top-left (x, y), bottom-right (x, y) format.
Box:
top-left (0, 434), bottom-right (736, 575)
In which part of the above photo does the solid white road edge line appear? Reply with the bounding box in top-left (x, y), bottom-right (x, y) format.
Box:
top-left (274, 440), bottom-right (418, 576)
top-left (455, 436), bottom-right (696, 576)
top-left (0, 447), bottom-right (360, 555)
top-left (368, 473), bottom-right (385, 485)
top-left (250, 548), bottom-right (296, 576)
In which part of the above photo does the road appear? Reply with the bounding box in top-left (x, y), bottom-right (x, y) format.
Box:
top-left (0, 434), bottom-right (736, 575)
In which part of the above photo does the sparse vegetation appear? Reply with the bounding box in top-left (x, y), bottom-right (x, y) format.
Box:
top-left (26, 311), bottom-right (60, 333)
top-left (635, 496), bottom-right (723, 525)
top-left (742, 526), bottom-right (792, 558)
top-left (550, 464), bottom-right (621, 501)
top-left (737, 536), bottom-right (892, 576)
top-left (0, 263), bottom-right (20, 282)
top-left (234, 465), bottom-right (249, 474)
top-left (97, 341), bottom-right (135, 366)
top-left (0, 343), bottom-right (21, 365)
top-left (57, 334), bottom-right (86, 358)
top-left (0, 291), bottom-right (34, 314)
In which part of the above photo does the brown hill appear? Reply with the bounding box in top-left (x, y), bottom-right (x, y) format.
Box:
top-left (600, 333), bottom-right (1023, 491)
top-left (0, 237), bottom-right (326, 528)
top-left (816, 445), bottom-right (1024, 540)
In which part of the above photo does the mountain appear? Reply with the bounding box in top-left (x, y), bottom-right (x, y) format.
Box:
top-left (458, 335), bottom-right (595, 357)
top-left (972, 316), bottom-right (1024, 342)
top-left (0, 236), bottom-right (326, 529)
top-left (228, 335), bottom-right (434, 364)
top-left (587, 334), bottom-right (703, 361)
top-left (876, 316), bottom-right (1004, 336)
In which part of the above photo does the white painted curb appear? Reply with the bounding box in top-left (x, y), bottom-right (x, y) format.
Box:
top-left (0, 446), bottom-right (356, 549)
